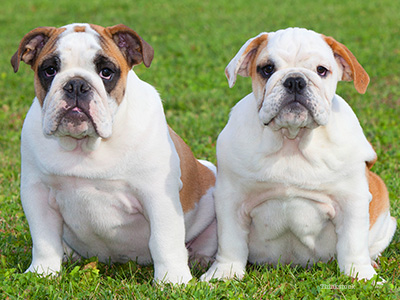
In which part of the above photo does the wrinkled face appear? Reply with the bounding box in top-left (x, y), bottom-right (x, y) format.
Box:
top-left (13, 23), bottom-right (153, 142)
top-left (226, 28), bottom-right (369, 139)
top-left (35, 24), bottom-right (130, 140)
top-left (250, 29), bottom-right (342, 138)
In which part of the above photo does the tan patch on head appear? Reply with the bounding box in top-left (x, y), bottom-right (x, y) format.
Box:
top-left (89, 24), bottom-right (130, 104)
top-left (73, 25), bottom-right (87, 33)
top-left (29, 28), bottom-right (66, 70)
top-left (248, 38), bottom-right (269, 78)
top-left (168, 127), bottom-right (215, 212)
top-left (248, 38), bottom-right (269, 104)
top-left (31, 28), bottom-right (67, 105)
top-left (11, 26), bottom-right (66, 105)
top-left (367, 168), bottom-right (390, 228)
top-left (239, 34), bottom-right (269, 79)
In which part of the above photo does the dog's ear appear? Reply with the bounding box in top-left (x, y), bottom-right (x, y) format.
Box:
top-left (11, 27), bottom-right (58, 73)
top-left (225, 33), bottom-right (268, 88)
top-left (106, 24), bottom-right (154, 68)
top-left (323, 35), bottom-right (370, 94)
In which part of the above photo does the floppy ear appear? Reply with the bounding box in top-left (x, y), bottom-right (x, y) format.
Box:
top-left (11, 27), bottom-right (58, 73)
top-left (225, 33), bottom-right (268, 88)
top-left (106, 24), bottom-right (154, 68)
top-left (323, 35), bottom-right (370, 94)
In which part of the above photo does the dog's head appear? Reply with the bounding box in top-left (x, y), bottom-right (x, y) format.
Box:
top-left (225, 28), bottom-right (369, 139)
top-left (11, 23), bottom-right (154, 140)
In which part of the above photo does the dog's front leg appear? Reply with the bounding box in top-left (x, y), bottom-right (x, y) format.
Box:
top-left (335, 181), bottom-right (377, 281)
top-left (140, 184), bottom-right (192, 284)
top-left (21, 176), bottom-right (64, 275)
top-left (201, 177), bottom-right (250, 281)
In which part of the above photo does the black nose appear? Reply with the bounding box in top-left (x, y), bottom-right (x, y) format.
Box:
top-left (63, 79), bottom-right (91, 97)
top-left (283, 77), bottom-right (306, 94)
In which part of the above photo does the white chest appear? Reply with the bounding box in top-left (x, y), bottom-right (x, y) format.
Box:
top-left (245, 189), bottom-right (338, 266)
top-left (47, 176), bottom-right (152, 264)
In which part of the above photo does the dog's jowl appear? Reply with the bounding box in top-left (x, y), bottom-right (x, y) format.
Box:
top-left (12, 23), bottom-right (217, 284)
top-left (201, 28), bottom-right (396, 282)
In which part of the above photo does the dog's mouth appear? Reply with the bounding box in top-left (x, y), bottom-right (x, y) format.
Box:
top-left (280, 98), bottom-right (309, 114)
top-left (42, 75), bottom-right (115, 141)
top-left (62, 106), bottom-right (92, 124)
top-left (259, 74), bottom-right (330, 139)
top-left (53, 105), bottom-right (98, 139)
top-left (267, 96), bottom-right (314, 123)
top-left (264, 97), bottom-right (320, 139)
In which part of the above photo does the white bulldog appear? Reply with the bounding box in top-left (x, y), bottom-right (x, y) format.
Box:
top-left (202, 28), bottom-right (396, 282)
top-left (11, 23), bottom-right (217, 284)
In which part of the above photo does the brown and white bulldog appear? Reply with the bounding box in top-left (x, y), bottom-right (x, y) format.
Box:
top-left (12, 23), bottom-right (217, 284)
top-left (201, 28), bottom-right (396, 282)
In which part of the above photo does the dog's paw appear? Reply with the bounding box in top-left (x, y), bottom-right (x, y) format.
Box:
top-left (25, 263), bottom-right (60, 276)
top-left (200, 262), bottom-right (245, 281)
top-left (154, 266), bottom-right (193, 285)
top-left (345, 264), bottom-right (377, 281)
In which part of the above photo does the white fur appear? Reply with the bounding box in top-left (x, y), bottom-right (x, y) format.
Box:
top-left (202, 28), bottom-right (396, 282)
top-left (20, 24), bottom-right (216, 284)
top-left (42, 28), bottom-right (114, 140)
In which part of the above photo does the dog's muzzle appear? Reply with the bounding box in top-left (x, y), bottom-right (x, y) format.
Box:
top-left (283, 76), bottom-right (306, 95)
top-left (280, 76), bottom-right (310, 112)
top-left (259, 73), bottom-right (325, 138)
top-left (63, 78), bottom-right (91, 97)
top-left (63, 78), bottom-right (93, 108)
top-left (50, 78), bottom-right (98, 139)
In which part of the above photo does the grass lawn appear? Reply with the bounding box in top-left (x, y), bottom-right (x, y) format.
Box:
top-left (0, 0), bottom-right (399, 298)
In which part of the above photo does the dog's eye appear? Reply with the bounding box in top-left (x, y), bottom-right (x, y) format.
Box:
top-left (44, 66), bottom-right (57, 78)
top-left (260, 64), bottom-right (275, 78)
top-left (99, 68), bottom-right (114, 80)
top-left (316, 66), bottom-right (328, 77)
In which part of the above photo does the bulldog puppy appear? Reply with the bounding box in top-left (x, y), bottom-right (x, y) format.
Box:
top-left (202, 28), bottom-right (396, 282)
top-left (12, 23), bottom-right (217, 284)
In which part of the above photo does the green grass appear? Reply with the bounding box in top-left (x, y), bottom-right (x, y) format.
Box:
top-left (0, 0), bottom-right (399, 298)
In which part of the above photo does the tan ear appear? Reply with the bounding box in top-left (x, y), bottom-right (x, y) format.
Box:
top-left (323, 35), bottom-right (370, 94)
top-left (225, 33), bottom-right (268, 88)
top-left (106, 24), bottom-right (154, 68)
top-left (11, 27), bottom-right (58, 73)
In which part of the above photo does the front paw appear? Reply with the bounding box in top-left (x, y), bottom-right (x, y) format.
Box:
top-left (25, 263), bottom-right (60, 276)
top-left (154, 265), bottom-right (193, 285)
top-left (344, 264), bottom-right (377, 281)
top-left (200, 262), bottom-right (245, 281)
